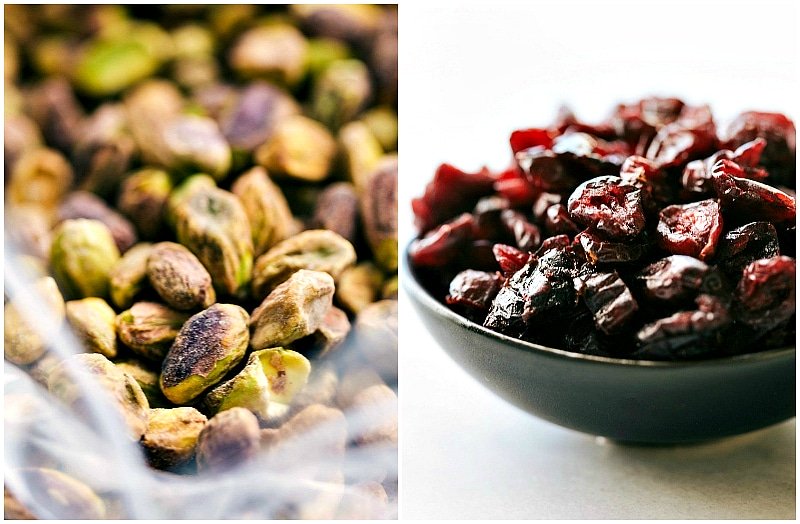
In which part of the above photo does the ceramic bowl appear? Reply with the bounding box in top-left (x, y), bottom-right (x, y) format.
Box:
top-left (403, 246), bottom-right (796, 444)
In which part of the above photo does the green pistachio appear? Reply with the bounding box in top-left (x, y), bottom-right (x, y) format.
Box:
top-left (142, 407), bottom-right (207, 470)
top-left (115, 359), bottom-right (170, 408)
top-left (361, 106), bottom-right (398, 152)
top-left (381, 275), bottom-right (399, 300)
top-left (338, 121), bottom-right (383, 192)
top-left (48, 353), bottom-right (150, 440)
top-left (229, 24), bottom-right (308, 86)
top-left (361, 157), bottom-right (398, 271)
top-left (116, 302), bottom-right (190, 362)
top-left (8, 147), bottom-right (73, 209)
top-left (160, 304), bottom-right (249, 405)
top-left (168, 175), bottom-right (254, 297)
top-left (147, 242), bottom-right (216, 311)
top-left (251, 230), bottom-right (355, 298)
top-left (73, 37), bottom-right (160, 96)
top-left (11, 468), bottom-right (105, 519)
top-left (65, 297), bottom-right (117, 358)
top-left (311, 59), bottom-right (371, 131)
top-left (50, 219), bottom-right (121, 299)
top-left (352, 300), bottom-right (398, 383)
top-left (161, 115), bottom-right (231, 180)
top-left (290, 306), bottom-right (351, 359)
top-left (305, 38), bottom-right (351, 77)
top-left (254, 115), bottom-right (336, 183)
top-left (335, 263), bottom-right (384, 314)
top-left (109, 243), bottom-right (153, 309)
top-left (250, 269), bottom-right (335, 350)
top-left (230, 166), bottom-right (297, 257)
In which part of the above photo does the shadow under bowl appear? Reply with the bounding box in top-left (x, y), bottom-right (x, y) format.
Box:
top-left (403, 246), bottom-right (796, 444)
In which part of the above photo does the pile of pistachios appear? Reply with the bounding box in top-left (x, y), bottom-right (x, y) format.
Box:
top-left (4, 5), bottom-right (397, 519)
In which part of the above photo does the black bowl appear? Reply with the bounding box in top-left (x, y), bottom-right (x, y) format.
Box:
top-left (403, 246), bottom-right (796, 444)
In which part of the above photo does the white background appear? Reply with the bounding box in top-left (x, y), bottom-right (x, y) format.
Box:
top-left (397, 0), bottom-right (797, 519)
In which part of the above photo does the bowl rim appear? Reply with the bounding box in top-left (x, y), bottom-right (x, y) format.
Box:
top-left (402, 241), bottom-right (796, 368)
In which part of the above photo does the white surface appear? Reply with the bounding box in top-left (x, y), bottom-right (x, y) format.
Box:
top-left (397, 0), bottom-right (797, 519)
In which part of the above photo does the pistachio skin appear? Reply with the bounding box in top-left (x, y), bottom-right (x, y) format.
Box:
top-left (147, 242), bottom-right (216, 311)
top-left (160, 304), bottom-right (250, 405)
top-left (50, 219), bottom-right (121, 299)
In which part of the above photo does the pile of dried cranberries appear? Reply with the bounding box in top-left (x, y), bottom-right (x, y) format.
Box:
top-left (410, 98), bottom-right (796, 360)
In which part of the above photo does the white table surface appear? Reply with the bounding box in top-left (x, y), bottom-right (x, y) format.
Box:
top-left (396, 0), bottom-right (797, 518)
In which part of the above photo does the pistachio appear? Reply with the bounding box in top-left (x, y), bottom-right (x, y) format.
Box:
top-left (335, 368), bottom-right (384, 410)
top-left (229, 24), bottom-right (308, 86)
top-left (348, 384), bottom-right (398, 447)
top-left (51, 219), bottom-right (120, 299)
top-left (250, 269), bottom-right (335, 349)
top-left (29, 352), bottom-right (64, 386)
top-left (260, 403), bottom-right (347, 470)
top-left (123, 80), bottom-right (184, 167)
top-left (4, 277), bottom-right (66, 365)
top-left (8, 147), bottom-right (73, 209)
top-left (72, 35), bottom-right (161, 96)
top-left (109, 243), bottom-right (153, 309)
top-left (305, 37), bottom-right (351, 77)
top-left (254, 115), bottom-right (337, 183)
top-left (160, 303), bottom-right (249, 405)
top-left (336, 263), bottom-right (384, 314)
top-left (338, 121), bottom-right (383, 191)
top-left (381, 275), bottom-right (399, 300)
top-left (219, 81), bottom-right (299, 154)
top-left (115, 360), bottom-right (170, 408)
top-left (205, 347), bottom-right (311, 422)
top-left (5, 204), bottom-right (54, 262)
top-left (116, 168), bottom-right (173, 239)
top-left (48, 353), bottom-right (149, 440)
top-left (168, 175), bottom-right (254, 297)
top-left (116, 302), bottom-right (190, 362)
top-left (147, 242), bottom-right (216, 311)
top-left (142, 407), bottom-right (207, 470)
top-left (290, 4), bottom-right (382, 43)
top-left (161, 115), bottom-right (231, 180)
top-left (25, 78), bottom-right (84, 154)
top-left (251, 230), bottom-right (355, 297)
top-left (4, 114), bottom-right (42, 174)
top-left (196, 407), bottom-right (260, 473)
top-left (231, 166), bottom-right (297, 257)
top-left (361, 157), bottom-right (398, 271)
top-left (58, 191), bottom-right (137, 254)
top-left (291, 306), bottom-right (351, 359)
top-left (311, 59), bottom-right (371, 131)
top-left (65, 297), bottom-right (117, 358)
top-left (10, 468), bottom-right (105, 519)
top-left (311, 182), bottom-right (359, 244)
top-left (352, 300), bottom-right (398, 383)
top-left (361, 106), bottom-right (398, 152)
top-left (71, 104), bottom-right (136, 198)
top-left (290, 364), bottom-right (338, 414)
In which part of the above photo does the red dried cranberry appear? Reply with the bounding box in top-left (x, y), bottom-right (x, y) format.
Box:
top-left (682, 140), bottom-right (770, 196)
top-left (535, 234), bottom-right (572, 256)
top-left (465, 239), bottom-right (500, 271)
top-left (619, 155), bottom-right (673, 212)
top-left (724, 111), bottom-right (796, 186)
top-left (532, 192), bottom-right (563, 223)
top-left (544, 204), bottom-right (580, 236)
top-left (646, 105), bottom-right (717, 168)
top-left (635, 255), bottom-right (710, 304)
top-left (492, 243), bottom-right (531, 277)
top-left (635, 294), bottom-right (730, 359)
top-left (493, 166), bottom-right (540, 206)
top-left (500, 210), bottom-right (541, 252)
top-left (516, 146), bottom-right (572, 193)
top-left (412, 163), bottom-right (495, 233)
top-left (567, 176), bottom-right (646, 239)
top-left (409, 213), bottom-right (475, 267)
top-left (714, 222), bottom-right (780, 278)
top-left (733, 256), bottom-right (795, 332)
top-left (552, 132), bottom-right (629, 175)
top-left (446, 270), bottom-right (505, 311)
top-left (711, 159), bottom-right (796, 223)
top-left (656, 199), bottom-right (723, 261)
top-left (576, 228), bottom-right (648, 264)
top-left (576, 270), bottom-right (638, 334)
top-left (509, 128), bottom-right (554, 154)
top-left (640, 97), bottom-right (685, 128)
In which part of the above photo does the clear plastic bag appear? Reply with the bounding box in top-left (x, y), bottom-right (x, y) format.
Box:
top-left (4, 242), bottom-right (398, 519)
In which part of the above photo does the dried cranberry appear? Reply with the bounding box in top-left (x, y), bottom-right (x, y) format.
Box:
top-left (484, 245), bottom-right (580, 336)
top-left (409, 213), bottom-right (474, 267)
top-left (509, 128), bottom-right (554, 154)
top-left (446, 270), bottom-right (505, 311)
top-left (567, 176), bottom-right (646, 239)
top-left (472, 196), bottom-right (511, 240)
top-left (516, 146), bottom-right (572, 193)
top-left (493, 243), bottom-right (531, 277)
top-left (733, 256), bottom-right (795, 332)
top-left (682, 139), bottom-right (769, 196)
top-left (576, 270), bottom-right (638, 334)
top-left (412, 163), bottom-right (495, 233)
top-left (493, 166), bottom-right (540, 207)
top-left (552, 132), bottom-right (629, 175)
top-left (500, 210), bottom-right (541, 252)
top-left (724, 111), bottom-right (796, 187)
top-left (535, 235), bottom-right (572, 256)
top-left (619, 155), bottom-right (673, 213)
top-left (465, 239), bottom-right (499, 271)
top-left (635, 255), bottom-right (710, 304)
top-left (714, 222), bottom-right (780, 278)
top-left (711, 159), bottom-right (796, 223)
top-left (576, 228), bottom-right (648, 265)
top-left (532, 192), bottom-right (563, 223)
top-left (646, 105), bottom-right (717, 168)
top-left (544, 204), bottom-right (580, 236)
top-left (634, 294), bottom-right (730, 359)
top-left (640, 97), bottom-right (685, 128)
top-left (656, 199), bottom-right (723, 261)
